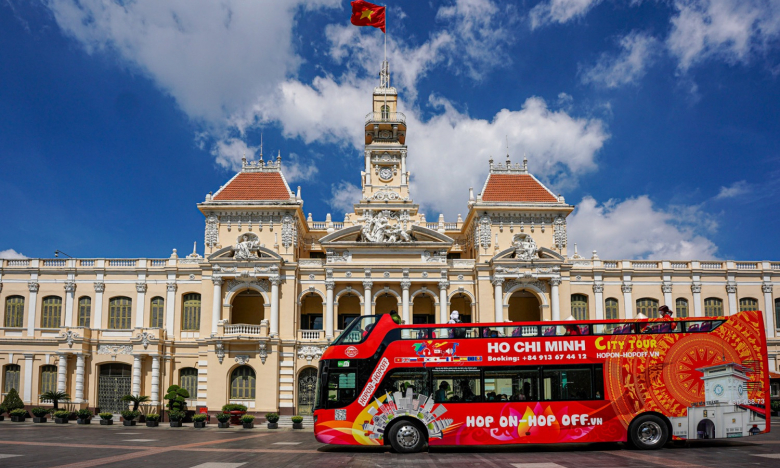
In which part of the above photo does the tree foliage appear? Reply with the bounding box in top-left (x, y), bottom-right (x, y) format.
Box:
top-left (1, 388), bottom-right (24, 413)
top-left (163, 385), bottom-right (189, 411)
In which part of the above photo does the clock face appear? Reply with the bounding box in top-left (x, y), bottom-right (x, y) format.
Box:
top-left (738, 384), bottom-right (744, 396)
top-left (379, 167), bottom-right (393, 181)
top-left (713, 384), bottom-right (724, 396)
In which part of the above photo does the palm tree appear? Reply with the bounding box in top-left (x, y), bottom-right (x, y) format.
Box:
top-left (122, 394), bottom-right (150, 412)
top-left (40, 391), bottom-right (70, 410)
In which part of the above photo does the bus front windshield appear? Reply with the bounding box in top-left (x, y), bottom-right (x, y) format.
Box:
top-left (332, 316), bottom-right (379, 345)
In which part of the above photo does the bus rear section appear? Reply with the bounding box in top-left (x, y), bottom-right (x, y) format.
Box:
top-left (313, 310), bottom-right (770, 452)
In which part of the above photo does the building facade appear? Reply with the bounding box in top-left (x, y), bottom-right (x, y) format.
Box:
top-left (1, 62), bottom-right (779, 416)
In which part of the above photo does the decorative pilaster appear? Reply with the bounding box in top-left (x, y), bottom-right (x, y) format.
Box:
top-left (64, 281), bottom-right (76, 328)
top-left (438, 281), bottom-right (449, 324)
top-left (74, 353), bottom-right (86, 403)
top-left (270, 276), bottom-right (280, 337)
top-left (211, 277), bottom-right (223, 335)
top-left (151, 355), bottom-right (161, 405)
top-left (362, 280), bottom-right (373, 316)
top-left (27, 282), bottom-right (39, 337)
top-left (325, 280), bottom-right (335, 340)
top-left (726, 282), bottom-right (737, 315)
top-left (662, 282), bottom-right (673, 307)
top-left (57, 353), bottom-right (69, 393)
top-left (621, 282), bottom-right (633, 319)
top-left (691, 283), bottom-right (703, 317)
top-left (94, 282), bottom-right (105, 329)
top-left (131, 354), bottom-right (143, 396)
top-left (550, 278), bottom-right (562, 321)
top-left (492, 278), bottom-right (504, 323)
top-left (592, 282), bottom-right (603, 320)
top-left (23, 354), bottom-right (34, 403)
top-left (135, 282), bottom-right (147, 328)
top-left (400, 279), bottom-right (411, 324)
top-left (763, 283), bottom-right (775, 338)
top-left (166, 282), bottom-right (177, 338)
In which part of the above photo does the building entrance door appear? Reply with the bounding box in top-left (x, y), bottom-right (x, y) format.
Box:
top-left (297, 368), bottom-right (318, 415)
top-left (98, 363), bottom-right (132, 413)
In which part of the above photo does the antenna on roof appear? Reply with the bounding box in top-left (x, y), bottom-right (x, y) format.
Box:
top-left (259, 132), bottom-right (264, 162)
top-left (242, 150), bottom-right (246, 165)
top-left (506, 136), bottom-right (511, 166)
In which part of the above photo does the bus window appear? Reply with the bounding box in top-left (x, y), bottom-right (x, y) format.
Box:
top-left (505, 326), bottom-right (539, 337)
top-left (683, 320), bottom-right (724, 332)
top-left (374, 369), bottom-right (429, 401)
top-left (484, 368), bottom-right (540, 402)
top-left (432, 368), bottom-right (481, 403)
top-left (593, 323), bottom-right (635, 335)
top-left (541, 325), bottom-right (590, 336)
top-left (325, 368), bottom-right (357, 409)
top-left (640, 321), bottom-right (681, 334)
top-left (401, 328), bottom-right (430, 340)
top-left (594, 365), bottom-right (604, 400)
top-left (542, 367), bottom-right (594, 401)
top-left (332, 316), bottom-right (378, 345)
top-left (430, 327), bottom-right (480, 339)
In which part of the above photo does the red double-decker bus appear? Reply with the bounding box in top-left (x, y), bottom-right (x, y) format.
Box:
top-left (313, 310), bottom-right (770, 453)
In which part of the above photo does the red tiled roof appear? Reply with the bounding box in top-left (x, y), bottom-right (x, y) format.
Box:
top-left (482, 174), bottom-right (557, 202)
top-left (213, 172), bottom-right (291, 201)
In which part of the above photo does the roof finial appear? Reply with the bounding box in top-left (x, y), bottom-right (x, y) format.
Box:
top-left (505, 136), bottom-right (510, 166)
top-left (242, 150), bottom-right (246, 166)
top-left (277, 149), bottom-right (281, 167)
top-left (523, 151), bottom-right (528, 172)
top-left (259, 132), bottom-right (264, 162)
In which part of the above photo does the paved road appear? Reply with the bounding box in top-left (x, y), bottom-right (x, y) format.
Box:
top-left (0, 419), bottom-right (778, 468)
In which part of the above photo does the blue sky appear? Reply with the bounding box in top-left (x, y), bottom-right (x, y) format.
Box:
top-left (1, 0), bottom-right (779, 261)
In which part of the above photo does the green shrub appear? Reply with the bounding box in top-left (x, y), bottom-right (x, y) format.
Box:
top-left (193, 414), bottom-right (208, 422)
top-left (145, 413), bottom-right (160, 422)
top-left (53, 410), bottom-right (70, 419)
top-left (120, 410), bottom-right (139, 421)
top-left (240, 414), bottom-right (255, 423)
top-left (168, 410), bottom-right (185, 422)
top-left (772, 400), bottom-right (780, 412)
top-left (40, 391), bottom-right (70, 410)
top-left (31, 407), bottom-right (49, 418)
top-left (76, 409), bottom-right (92, 419)
top-left (98, 412), bottom-right (114, 420)
top-left (216, 412), bottom-right (231, 422)
top-left (9, 409), bottom-right (27, 417)
top-left (221, 403), bottom-right (248, 412)
top-left (121, 394), bottom-right (150, 412)
top-left (291, 416), bottom-right (303, 424)
top-left (164, 385), bottom-right (189, 411)
top-left (1, 389), bottom-right (25, 413)
top-left (265, 412), bottom-right (280, 423)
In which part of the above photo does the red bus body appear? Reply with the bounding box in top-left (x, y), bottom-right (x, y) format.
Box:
top-left (313, 311), bottom-right (770, 448)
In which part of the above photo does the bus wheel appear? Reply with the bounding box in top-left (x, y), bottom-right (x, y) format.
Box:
top-left (388, 420), bottom-right (426, 453)
top-left (629, 414), bottom-right (669, 450)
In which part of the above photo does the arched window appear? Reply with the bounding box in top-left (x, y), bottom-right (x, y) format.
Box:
top-left (108, 297), bottom-right (132, 329)
top-left (182, 293), bottom-right (201, 331)
top-left (78, 297), bottom-right (91, 327)
top-left (180, 368), bottom-right (198, 399)
top-left (150, 297), bottom-right (164, 329)
top-left (41, 296), bottom-right (62, 328)
top-left (704, 298), bottom-right (723, 317)
top-left (675, 298), bottom-right (689, 318)
top-left (40, 365), bottom-right (57, 394)
top-left (381, 104), bottom-right (389, 120)
top-left (739, 297), bottom-right (759, 312)
top-left (3, 364), bottom-right (20, 393)
top-left (230, 366), bottom-right (256, 400)
top-left (4, 296), bottom-right (24, 328)
top-left (636, 298), bottom-right (659, 318)
top-left (571, 294), bottom-right (588, 320)
top-left (605, 298), bottom-right (619, 320)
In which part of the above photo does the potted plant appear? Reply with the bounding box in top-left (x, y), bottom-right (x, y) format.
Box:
top-left (40, 391), bottom-right (70, 411)
top-left (291, 415), bottom-right (304, 429)
top-left (3, 389), bottom-right (25, 421)
top-left (164, 385), bottom-right (189, 413)
top-left (168, 410), bottom-right (184, 427)
top-left (222, 403), bottom-right (248, 425)
top-left (10, 408), bottom-right (27, 422)
top-left (121, 410), bottom-right (139, 426)
top-left (240, 414), bottom-right (254, 429)
top-left (145, 413), bottom-right (160, 427)
top-left (266, 412), bottom-right (279, 429)
top-left (54, 410), bottom-right (70, 424)
top-left (32, 407), bottom-right (49, 423)
top-left (76, 409), bottom-right (92, 424)
top-left (193, 414), bottom-right (208, 428)
top-left (216, 412), bottom-right (231, 428)
top-left (98, 412), bottom-right (114, 425)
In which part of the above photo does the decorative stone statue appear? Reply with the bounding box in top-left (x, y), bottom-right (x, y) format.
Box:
top-left (234, 233), bottom-right (260, 260)
top-left (513, 233), bottom-right (538, 260)
top-left (360, 211), bottom-right (413, 243)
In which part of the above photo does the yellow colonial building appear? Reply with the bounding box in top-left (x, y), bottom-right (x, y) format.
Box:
top-left (1, 62), bottom-right (779, 417)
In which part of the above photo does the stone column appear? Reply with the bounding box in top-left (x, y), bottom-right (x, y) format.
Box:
top-left (492, 278), bottom-right (504, 322)
top-left (662, 282), bottom-right (673, 308)
top-left (23, 354), bottom-right (34, 403)
top-left (549, 278), bottom-right (562, 321)
top-left (763, 283), bottom-right (775, 338)
top-left (64, 282), bottom-right (76, 327)
top-left (401, 150), bottom-right (408, 185)
top-left (211, 277), bottom-right (223, 335)
top-left (135, 282), bottom-right (147, 328)
top-left (691, 283), bottom-right (703, 317)
top-left (363, 280), bottom-right (373, 316)
top-left (726, 283), bottom-right (738, 315)
top-left (592, 282), bottom-right (603, 320)
top-left (364, 150), bottom-right (371, 185)
top-left (132, 355), bottom-right (143, 396)
top-left (166, 282), bottom-right (177, 338)
top-left (270, 276), bottom-right (280, 337)
top-left (151, 355), bottom-right (160, 405)
top-left (94, 282), bottom-right (105, 329)
top-left (27, 282), bottom-right (39, 337)
top-left (75, 353), bottom-right (86, 403)
top-left (622, 282), bottom-right (633, 319)
top-left (325, 280), bottom-right (335, 340)
top-left (438, 281), bottom-right (449, 324)
top-left (401, 280), bottom-right (411, 324)
top-left (57, 353), bottom-right (69, 393)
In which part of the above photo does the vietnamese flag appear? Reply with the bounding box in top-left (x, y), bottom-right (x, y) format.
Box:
top-left (350, 0), bottom-right (386, 33)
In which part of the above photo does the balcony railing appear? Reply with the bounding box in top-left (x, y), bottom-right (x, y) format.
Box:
top-left (224, 323), bottom-right (264, 335)
top-left (298, 329), bottom-right (326, 341)
top-left (365, 111), bottom-right (406, 125)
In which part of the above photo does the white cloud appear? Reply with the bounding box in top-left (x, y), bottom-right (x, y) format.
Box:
top-left (567, 195), bottom-right (718, 259)
top-left (668, 0), bottom-right (780, 71)
top-left (283, 153), bottom-right (319, 184)
top-left (715, 180), bottom-right (751, 199)
top-left (329, 181), bottom-right (363, 215)
top-left (0, 249), bottom-right (28, 259)
top-left (529, 0), bottom-right (603, 29)
top-left (210, 138), bottom-right (257, 170)
top-left (582, 31), bottom-right (659, 87)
